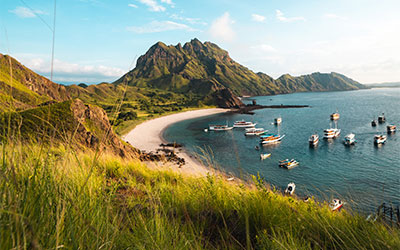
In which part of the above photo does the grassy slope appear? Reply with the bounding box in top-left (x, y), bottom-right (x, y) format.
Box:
top-left (1, 143), bottom-right (399, 249)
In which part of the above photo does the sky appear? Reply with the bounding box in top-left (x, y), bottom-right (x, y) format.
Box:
top-left (1, 0), bottom-right (400, 84)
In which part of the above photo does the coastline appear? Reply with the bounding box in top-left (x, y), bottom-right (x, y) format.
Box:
top-left (123, 108), bottom-right (230, 176)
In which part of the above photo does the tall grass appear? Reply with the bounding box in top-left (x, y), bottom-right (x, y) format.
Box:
top-left (1, 142), bottom-right (400, 249)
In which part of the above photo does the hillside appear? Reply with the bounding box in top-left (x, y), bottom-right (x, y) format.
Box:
top-left (114, 39), bottom-right (366, 103)
top-left (0, 99), bottom-right (137, 158)
top-left (0, 53), bottom-right (70, 111)
top-left (1, 143), bottom-right (400, 249)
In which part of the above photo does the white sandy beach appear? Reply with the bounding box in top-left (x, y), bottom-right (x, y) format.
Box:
top-left (123, 108), bottom-right (229, 176)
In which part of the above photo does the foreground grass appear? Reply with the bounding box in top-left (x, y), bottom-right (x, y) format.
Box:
top-left (1, 143), bottom-right (399, 249)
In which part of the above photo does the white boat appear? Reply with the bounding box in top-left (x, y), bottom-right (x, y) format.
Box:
top-left (323, 128), bottom-right (341, 139)
top-left (378, 113), bottom-right (386, 123)
top-left (260, 134), bottom-right (285, 144)
top-left (309, 134), bottom-right (319, 146)
top-left (330, 112), bottom-right (340, 121)
top-left (279, 159), bottom-right (299, 169)
top-left (274, 117), bottom-right (282, 125)
top-left (260, 153), bottom-right (271, 160)
top-left (284, 182), bottom-right (296, 195)
top-left (227, 177), bottom-right (235, 181)
top-left (374, 134), bottom-right (387, 145)
top-left (233, 120), bottom-right (256, 128)
top-left (245, 128), bottom-right (267, 136)
top-left (344, 133), bottom-right (356, 146)
top-left (387, 125), bottom-right (396, 133)
top-left (208, 124), bottom-right (233, 131)
top-left (329, 199), bottom-right (343, 211)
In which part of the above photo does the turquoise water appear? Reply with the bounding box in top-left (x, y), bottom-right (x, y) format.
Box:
top-left (163, 88), bottom-right (400, 212)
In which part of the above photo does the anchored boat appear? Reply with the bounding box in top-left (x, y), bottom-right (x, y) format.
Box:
top-left (378, 113), bottom-right (386, 123)
top-left (344, 133), bottom-right (356, 146)
top-left (208, 124), bottom-right (233, 131)
top-left (330, 112), bottom-right (340, 121)
top-left (371, 120), bottom-right (377, 127)
top-left (260, 153), bottom-right (271, 160)
top-left (274, 117), bottom-right (282, 125)
top-left (374, 134), bottom-right (387, 144)
top-left (245, 128), bottom-right (267, 136)
top-left (285, 182), bottom-right (296, 195)
top-left (323, 128), bottom-right (341, 139)
top-left (233, 120), bottom-right (256, 128)
top-left (309, 134), bottom-right (319, 147)
top-left (260, 134), bottom-right (285, 144)
top-left (330, 199), bottom-right (344, 211)
top-left (387, 125), bottom-right (396, 133)
top-left (279, 159), bottom-right (299, 169)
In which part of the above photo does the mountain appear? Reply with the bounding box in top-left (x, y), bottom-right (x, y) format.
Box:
top-left (113, 39), bottom-right (366, 107)
top-left (0, 53), bottom-right (70, 111)
top-left (0, 99), bottom-right (137, 158)
top-left (367, 82), bottom-right (400, 88)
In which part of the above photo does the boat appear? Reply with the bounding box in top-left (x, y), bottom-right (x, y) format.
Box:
top-left (344, 133), bottom-right (356, 146)
top-left (208, 124), bottom-right (233, 131)
top-left (227, 177), bottom-right (235, 181)
top-left (284, 182), bottom-right (296, 195)
top-left (387, 125), bottom-right (396, 133)
top-left (279, 159), bottom-right (299, 169)
top-left (245, 128), bottom-right (267, 136)
top-left (330, 112), bottom-right (340, 121)
top-left (329, 199), bottom-right (343, 211)
top-left (323, 128), bottom-right (341, 139)
top-left (378, 113), bottom-right (386, 123)
top-left (274, 117), bottom-right (282, 125)
top-left (371, 120), bottom-right (377, 127)
top-left (255, 145), bottom-right (260, 150)
top-left (309, 134), bottom-right (319, 146)
top-left (374, 134), bottom-right (387, 144)
top-left (260, 134), bottom-right (285, 144)
top-left (260, 153), bottom-right (271, 160)
top-left (233, 120), bottom-right (256, 128)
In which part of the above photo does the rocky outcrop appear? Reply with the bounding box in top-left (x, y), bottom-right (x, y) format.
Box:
top-left (70, 99), bottom-right (138, 158)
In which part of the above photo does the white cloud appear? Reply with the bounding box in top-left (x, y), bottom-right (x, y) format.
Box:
top-left (323, 13), bottom-right (347, 20)
top-left (170, 14), bottom-right (207, 25)
top-left (161, 0), bottom-right (174, 6)
top-left (10, 6), bottom-right (45, 18)
top-left (128, 3), bottom-right (138, 8)
top-left (250, 44), bottom-right (276, 53)
top-left (16, 54), bottom-right (125, 83)
top-left (276, 10), bottom-right (305, 22)
top-left (251, 14), bottom-right (266, 23)
top-left (209, 12), bottom-right (235, 42)
top-left (127, 20), bottom-right (195, 33)
top-left (136, 0), bottom-right (165, 12)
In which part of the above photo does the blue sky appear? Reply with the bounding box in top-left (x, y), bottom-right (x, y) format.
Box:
top-left (1, 0), bottom-right (400, 84)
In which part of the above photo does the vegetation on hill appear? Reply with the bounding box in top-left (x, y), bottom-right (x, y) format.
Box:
top-left (0, 99), bottom-right (137, 158)
top-left (1, 142), bottom-right (399, 249)
top-left (0, 53), bottom-right (69, 112)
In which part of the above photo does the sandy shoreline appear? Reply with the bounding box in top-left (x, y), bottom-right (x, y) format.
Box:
top-left (123, 108), bottom-right (229, 176)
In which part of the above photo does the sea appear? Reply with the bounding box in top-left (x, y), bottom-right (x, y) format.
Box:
top-left (163, 88), bottom-right (400, 213)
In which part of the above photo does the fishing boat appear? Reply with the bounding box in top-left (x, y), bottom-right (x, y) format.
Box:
top-left (374, 134), bottom-right (387, 144)
top-left (284, 182), bottom-right (296, 195)
top-left (330, 199), bottom-right (343, 211)
top-left (330, 112), bottom-right (340, 121)
top-left (371, 120), bottom-right (377, 127)
top-left (274, 117), bottom-right (282, 125)
top-left (387, 125), bottom-right (396, 133)
top-left (245, 128), bottom-right (267, 136)
top-left (260, 153), bottom-right (271, 160)
top-left (260, 134), bottom-right (285, 144)
top-left (309, 134), bottom-right (319, 147)
top-left (378, 113), bottom-right (386, 123)
top-left (279, 159), bottom-right (299, 169)
top-left (208, 124), bottom-right (233, 131)
top-left (323, 128), bottom-right (341, 139)
top-left (233, 120), bottom-right (256, 128)
top-left (344, 133), bottom-right (356, 146)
